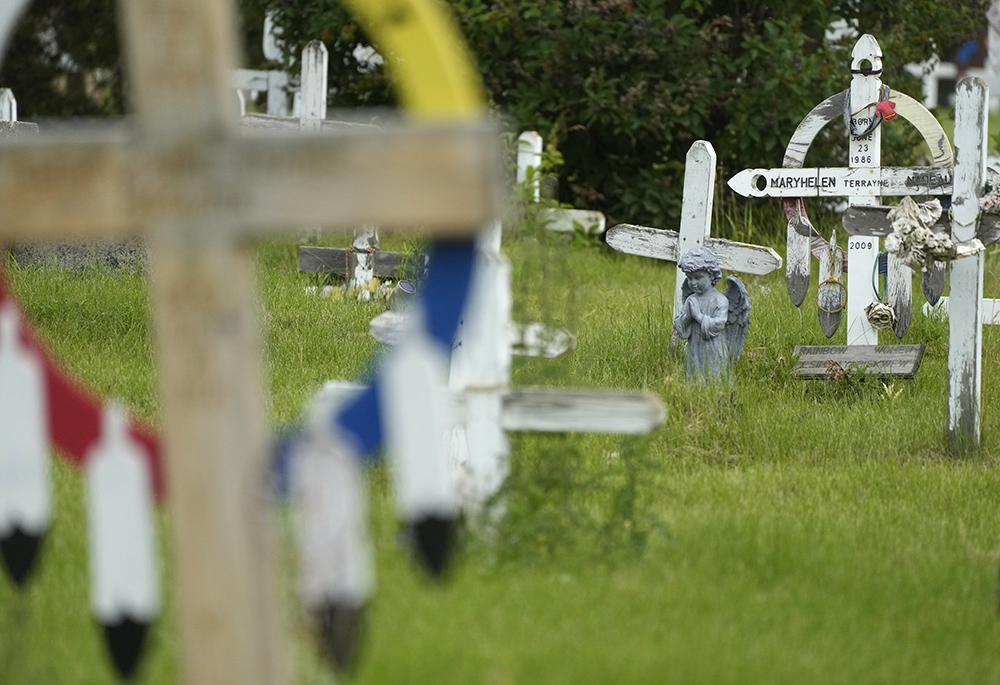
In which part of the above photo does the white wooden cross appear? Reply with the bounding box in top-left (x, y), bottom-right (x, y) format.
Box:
top-left (353, 183), bottom-right (665, 509)
top-left (0, 1), bottom-right (501, 683)
top-left (606, 139), bottom-right (783, 346)
top-left (729, 35), bottom-right (954, 343)
top-left (734, 72), bottom-right (990, 450)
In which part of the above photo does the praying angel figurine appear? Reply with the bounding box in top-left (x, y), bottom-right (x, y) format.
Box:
top-left (672, 246), bottom-right (751, 382)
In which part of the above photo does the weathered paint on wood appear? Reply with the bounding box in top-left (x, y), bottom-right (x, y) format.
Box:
top-left (924, 297), bottom-right (1000, 325)
top-left (792, 344), bottom-right (925, 378)
top-left (314, 381), bottom-right (666, 436)
top-left (887, 252), bottom-right (912, 339)
top-left (501, 389), bottom-right (665, 434)
top-left (298, 246), bottom-right (422, 278)
top-left (816, 231), bottom-right (843, 338)
top-left (673, 141), bottom-right (716, 338)
top-left (841, 204), bottom-right (950, 237)
top-left (947, 78), bottom-right (988, 453)
top-left (0, 122), bottom-right (502, 239)
top-left (727, 165), bottom-right (953, 198)
top-left (758, 36), bottom-right (953, 318)
top-left (606, 224), bottom-right (782, 276)
top-left (299, 41), bottom-right (327, 134)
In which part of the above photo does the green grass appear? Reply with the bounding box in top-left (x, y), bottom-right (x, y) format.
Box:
top-left (3, 223), bottom-right (1000, 684)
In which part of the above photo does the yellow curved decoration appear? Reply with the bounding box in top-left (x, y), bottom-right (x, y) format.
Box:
top-left (340, 0), bottom-right (485, 120)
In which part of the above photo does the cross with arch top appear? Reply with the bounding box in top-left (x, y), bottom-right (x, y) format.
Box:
top-left (0, 0), bottom-right (502, 682)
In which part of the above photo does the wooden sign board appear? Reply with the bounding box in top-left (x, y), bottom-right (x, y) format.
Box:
top-left (728, 166), bottom-right (953, 199)
top-left (792, 344), bottom-right (925, 379)
top-left (298, 245), bottom-right (422, 280)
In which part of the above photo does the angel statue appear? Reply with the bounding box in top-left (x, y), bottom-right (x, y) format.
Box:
top-left (672, 246), bottom-right (751, 383)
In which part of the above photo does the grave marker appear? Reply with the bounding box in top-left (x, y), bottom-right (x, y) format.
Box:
top-left (732, 34), bottom-right (954, 341)
top-left (606, 140), bottom-right (782, 347)
top-left (0, 0), bottom-right (502, 682)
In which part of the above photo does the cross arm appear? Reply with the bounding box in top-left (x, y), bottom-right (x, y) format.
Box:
top-left (607, 224), bottom-right (782, 276)
top-left (843, 204), bottom-right (1000, 244)
top-left (728, 166), bottom-right (953, 199)
top-left (0, 121), bottom-right (503, 242)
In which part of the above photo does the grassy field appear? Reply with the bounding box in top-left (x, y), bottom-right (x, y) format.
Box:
top-left (3, 211), bottom-right (1000, 684)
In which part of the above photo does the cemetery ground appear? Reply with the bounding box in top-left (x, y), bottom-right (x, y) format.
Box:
top-left (2, 205), bottom-right (1000, 684)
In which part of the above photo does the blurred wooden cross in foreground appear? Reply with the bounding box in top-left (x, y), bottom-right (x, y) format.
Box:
top-left (0, 0), bottom-right (501, 682)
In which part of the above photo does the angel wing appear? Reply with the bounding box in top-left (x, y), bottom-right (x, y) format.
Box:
top-left (723, 276), bottom-right (750, 366)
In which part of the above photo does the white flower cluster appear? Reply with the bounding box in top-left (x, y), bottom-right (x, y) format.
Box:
top-left (865, 301), bottom-right (896, 330)
top-left (884, 197), bottom-right (955, 270)
top-left (980, 168), bottom-right (1000, 214)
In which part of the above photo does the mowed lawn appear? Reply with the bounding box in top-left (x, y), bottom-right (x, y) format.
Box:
top-left (2, 224), bottom-right (1000, 684)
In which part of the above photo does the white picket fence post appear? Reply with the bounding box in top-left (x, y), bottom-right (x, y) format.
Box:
top-left (0, 88), bottom-right (15, 122)
top-left (947, 78), bottom-right (989, 452)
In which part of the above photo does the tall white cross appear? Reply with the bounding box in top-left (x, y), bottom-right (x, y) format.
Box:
top-left (732, 35), bottom-right (954, 343)
top-left (0, 1), bottom-right (501, 682)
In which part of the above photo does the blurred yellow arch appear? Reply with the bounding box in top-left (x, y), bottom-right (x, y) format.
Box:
top-left (340, 0), bottom-right (485, 120)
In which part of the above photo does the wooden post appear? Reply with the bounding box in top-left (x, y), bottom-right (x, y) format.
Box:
top-left (845, 34), bottom-right (882, 346)
top-left (0, 0), bottom-right (503, 678)
top-left (299, 41), bottom-right (328, 245)
top-left (672, 141), bottom-right (716, 346)
top-left (947, 78), bottom-right (988, 452)
top-left (449, 220), bottom-right (511, 507)
top-left (115, 0), bottom-right (285, 681)
top-left (299, 41), bottom-right (327, 134)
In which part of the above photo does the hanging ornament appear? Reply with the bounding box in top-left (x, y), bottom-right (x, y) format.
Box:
top-left (0, 303), bottom-right (51, 586)
top-left (85, 403), bottom-right (160, 680)
top-left (866, 254), bottom-right (897, 330)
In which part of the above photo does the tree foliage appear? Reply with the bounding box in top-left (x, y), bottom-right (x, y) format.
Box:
top-left (264, 0), bottom-right (989, 228)
top-left (1, 0), bottom-right (990, 229)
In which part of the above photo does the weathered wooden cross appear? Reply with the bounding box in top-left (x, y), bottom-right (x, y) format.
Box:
top-left (0, 2), bottom-right (501, 684)
top-left (728, 37), bottom-right (991, 450)
top-left (728, 35), bottom-right (954, 346)
top-left (606, 139), bottom-right (783, 343)
top-left (846, 80), bottom-right (991, 451)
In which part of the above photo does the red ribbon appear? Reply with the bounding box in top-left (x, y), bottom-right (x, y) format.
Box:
top-left (0, 270), bottom-right (165, 500)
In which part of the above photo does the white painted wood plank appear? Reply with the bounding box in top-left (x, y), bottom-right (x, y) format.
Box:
top-left (501, 389), bottom-right (666, 434)
top-left (728, 166), bottom-right (953, 198)
top-left (846, 34), bottom-right (883, 348)
top-left (0, 123), bottom-right (502, 240)
top-left (792, 344), bottom-right (924, 378)
top-left (673, 141), bottom-right (716, 329)
top-left (606, 224), bottom-right (781, 276)
top-left (923, 297), bottom-right (1000, 325)
top-left (947, 78), bottom-right (988, 452)
top-left (299, 41), bottom-right (327, 134)
top-left (315, 382), bottom-right (666, 436)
